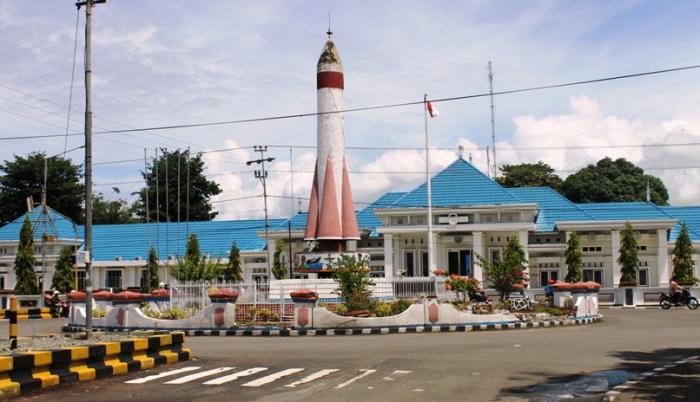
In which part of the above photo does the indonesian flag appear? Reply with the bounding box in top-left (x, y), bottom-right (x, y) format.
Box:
top-left (426, 101), bottom-right (439, 118)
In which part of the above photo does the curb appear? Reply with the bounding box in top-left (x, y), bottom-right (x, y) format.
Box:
top-left (64, 316), bottom-right (602, 337)
top-left (0, 308), bottom-right (56, 320)
top-left (602, 355), bottom-right (700, 401)
top-left (0, 331), bottom-right (191, 399)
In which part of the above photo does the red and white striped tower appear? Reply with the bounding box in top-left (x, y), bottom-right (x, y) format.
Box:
top-left (304, 35), bottom-right (360, 251)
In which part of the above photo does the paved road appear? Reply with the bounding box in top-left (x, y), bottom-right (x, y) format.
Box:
top-left (16, 309), bottom-right (700, 401)
top-left (0, 317), bottom-right (68, 340)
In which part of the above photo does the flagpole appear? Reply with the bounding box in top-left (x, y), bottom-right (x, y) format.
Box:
top-left (424, 94), bottom-right (434, 276)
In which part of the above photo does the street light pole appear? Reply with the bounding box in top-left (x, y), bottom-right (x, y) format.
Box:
top-left (247, 146), bottom-right (275, 281)
top-left (76, 0), bottom-right (105, 337)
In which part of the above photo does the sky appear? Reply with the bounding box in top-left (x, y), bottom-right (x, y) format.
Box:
top-left (1, 0), bottom-right (700, 220)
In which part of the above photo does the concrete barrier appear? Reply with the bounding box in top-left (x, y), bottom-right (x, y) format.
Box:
top-left (0, 308), bottom-right (55, 320)
top-left (0, 331), bottom-right (191, 400)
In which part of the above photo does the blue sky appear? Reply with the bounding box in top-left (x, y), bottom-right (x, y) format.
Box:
top-left (1, 0), bottom-right (700, 218)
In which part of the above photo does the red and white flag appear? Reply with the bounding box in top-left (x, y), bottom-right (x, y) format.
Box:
top-left (426, 101), bottom-right (439, 118)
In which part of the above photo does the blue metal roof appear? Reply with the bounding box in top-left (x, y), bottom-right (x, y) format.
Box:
top-left (89, 218), bottom-right (287, 261)
top-left (0, 207), bottom-right (81, 242)
top-left (575, 202), bottom-right (674, 221)
top-left (660, 206), bottom-right (700, 241)
top-left (357, 192), bottom-right (406, 236)
top-left (506, 187), bottom-right (594, 232)
top-left (389, 158), bottom-right (521, 208)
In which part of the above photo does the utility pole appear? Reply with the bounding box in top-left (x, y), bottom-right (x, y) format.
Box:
top-left (247, 146), bottom-right (275, 281)
top-left (76, 0), bottom-right (105, 337)
top-left (487, 61), bottom-right (497, 178)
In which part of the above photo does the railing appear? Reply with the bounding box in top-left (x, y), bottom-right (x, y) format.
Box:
top-left (169, 276), bottom-right (452, 322)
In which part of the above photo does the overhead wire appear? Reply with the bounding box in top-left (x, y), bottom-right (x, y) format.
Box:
top-left (1, 63), bottom-right (700, 141)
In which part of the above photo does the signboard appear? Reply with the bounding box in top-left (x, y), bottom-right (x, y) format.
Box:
top-left (295, 252), bottom-right (370, 272)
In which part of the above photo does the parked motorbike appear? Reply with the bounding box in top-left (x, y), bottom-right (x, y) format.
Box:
top-left (659, 288), bottom-right (699, 310)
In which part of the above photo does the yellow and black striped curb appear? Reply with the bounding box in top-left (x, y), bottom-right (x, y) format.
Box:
top-left (0, 308), bottom-right (56, 320)
top-left (0, 331), bottom-right (191, 399)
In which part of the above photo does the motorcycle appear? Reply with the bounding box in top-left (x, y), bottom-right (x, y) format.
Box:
top-left (660, 288), bottom-right (699, 310)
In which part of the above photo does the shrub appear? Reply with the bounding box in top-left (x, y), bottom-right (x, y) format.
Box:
top-left (258, 308), bottom-right (271, 321)
top-left (372, 302), bottom-right (393, 317)
top-left (444, 275), bottom-right (480, 303)
top-left (92, 308), bottom-right (107, 318)
top-left (159, 307), bottom-right (191, 320)
top-left (270, 312), bottom-right (280, 322)
top-left (248, 307), bottom-right (257, 321)
top-left (334, 304), bottom-right (348, 315)
top-left (476, 237), bottom-right (529, 299)
top-left (533, 306), bottom-right (563, 316)
top-left (331, 255), bottom-right (374, 312)
top-left (390, 299), bottom-right (411, 315)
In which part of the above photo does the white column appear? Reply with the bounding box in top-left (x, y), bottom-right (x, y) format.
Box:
top-left (657, 229), bottom-right (670, 287)
top-left (472, 232), bottom-right (484, 283)
top-left (518, 230), bottom-right (530, 287)
top-left (611, 230), bottom-right (620, 287)
top-left (383, 234), bottom-right (394, 278)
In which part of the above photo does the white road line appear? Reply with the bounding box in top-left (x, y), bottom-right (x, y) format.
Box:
top-left (391, 370), bottom-right (412, 375)
top-left (164, 367), bottom-right (235, 384)
top-left (125, 366), bottom-right (201, 384)
top-left (285, 369), bottom-right (339, 387)
top-left (334, 369), bottom-right (377, 389)
top-left (203, 368), bottom-right (269, 385)
top-left (241, 368), bottom-right (305, 387)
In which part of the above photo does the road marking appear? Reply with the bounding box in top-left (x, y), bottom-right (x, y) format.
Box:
top-left (164, 367), bottom-right (235, 384)
top-left (203, 367), bottom-right (269, 385)
top-left (334, 369), bottom-right (377, 389)
top-left (241, 368), bottom-right (305, 387)
top-left (384, 369), bottom-right (412, 381)
top-left (285, 369), bottom-right (339, 387)
top-left (125, 366), bottom-right (201, 384)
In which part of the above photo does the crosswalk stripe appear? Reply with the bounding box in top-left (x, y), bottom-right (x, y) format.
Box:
top-left (125, 366), bottom-right (202, 384)
top-left (164, 367), bottom-right (235, 384)
top-left (241, 368), bottom-right (305, 387)
top-left (202, 367), bottom-right (269, 385)
top-left (334, 369), bottom-right (377, 389)
top-left (285, 369), bottom-right (339, 388)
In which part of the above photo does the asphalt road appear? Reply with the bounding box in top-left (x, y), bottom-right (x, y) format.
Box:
top-left (15, 309), bottom-right (700, 401)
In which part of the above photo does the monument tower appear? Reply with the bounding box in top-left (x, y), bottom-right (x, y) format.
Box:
top-left (304, 32), bottom-right (360, 252)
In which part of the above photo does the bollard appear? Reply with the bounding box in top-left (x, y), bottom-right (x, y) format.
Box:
top-left (9, 296), bottom-right (17, 350)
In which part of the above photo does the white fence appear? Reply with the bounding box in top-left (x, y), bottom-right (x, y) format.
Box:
top-left (169, 277), bottom-right (450, 314)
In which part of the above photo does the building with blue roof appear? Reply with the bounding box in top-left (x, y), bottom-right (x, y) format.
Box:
top-left (1, 156), bottom-right (699, 306)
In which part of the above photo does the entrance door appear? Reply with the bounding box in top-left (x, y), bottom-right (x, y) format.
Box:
top-left (421, 251), bottom-right (429, 276)
top-left (405, 251), bottom-right (415, 277)
top-left (448, 250), bottom-right (472, 276)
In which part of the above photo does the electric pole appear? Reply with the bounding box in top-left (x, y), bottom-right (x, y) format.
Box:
top-left (246, 146), bottom-right (275, 281)
top-left (76, 0), bottom-right (105, 336)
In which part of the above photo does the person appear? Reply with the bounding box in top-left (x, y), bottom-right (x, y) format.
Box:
top-left (544, 279), bottom-right (556, 306)
top-left (670, 280), bottom-right (683, 304)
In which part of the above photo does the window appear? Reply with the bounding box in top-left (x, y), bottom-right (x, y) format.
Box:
top-left (637, 269), bottom-right (649, 287)
top-left (539, 270), bottom-right (559, 287)
top-left (106, 270), bottom-right (122, 289)
top-left (0, 276), bottom-right (4, 289)
top-left (139, 269), bottom-right (148, 290)
top-left (489, 248), bottom-right (501, 265)
top-left (637, 245), bottom-right (647, 251)
top-left (77, 271), bottom-right (86, 291)
top-left (421, 251), bottom-right (429, 277)
top-left (583, 269), bottom-right (603, 285)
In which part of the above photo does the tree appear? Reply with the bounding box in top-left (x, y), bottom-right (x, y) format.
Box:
top-left (476, 237), bottom-right (528, 300)
top-left (170, 234), bottom-right (221, 282)
top-left (564, 231), bottom-right (583, 283)
top-left (0, 152), bottom-right (84, 225)
top-left (222, 242), bottom-right (243, 282)
top-left (331, 255), bottom-right (374, 312)
top-left (561, 157), bottom-right (668, 205)
top-left (272, 240), bottom-right (286, 280)
top-left (145, 247), bottom-right (160, 292)
top-left (671, 223), bottom-right (696, 284)
top-left (51, 247), bottom-right (75, 294)
top-left (496, 161), bottom-right (563, 191)
top-left (133, 148), bottom-right (222, 222)
top-left (14, 217), bottom-right (39, 295)
top-left (618, 222), bottom-right (639, 285)
top-left (92, 190), bottom-right (137, 224)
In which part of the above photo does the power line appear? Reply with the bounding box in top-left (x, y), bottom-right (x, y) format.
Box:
top-left (2, 63), bottom-right (700, 142)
